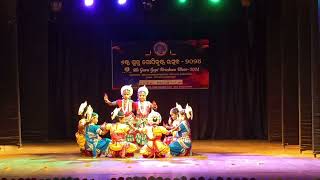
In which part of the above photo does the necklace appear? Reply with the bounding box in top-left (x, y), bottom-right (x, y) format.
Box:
top-left (122, 99), bottom-right (131, 114)
top-left (138, 101), bottom-right (148, 115)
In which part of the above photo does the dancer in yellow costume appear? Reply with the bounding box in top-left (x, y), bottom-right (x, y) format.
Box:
top-left (103, 108), bottom-right (138, 158)
top-left (139, 111), bottom-right (171, 158)
top-left (75, 101), bottom-right (93, 156)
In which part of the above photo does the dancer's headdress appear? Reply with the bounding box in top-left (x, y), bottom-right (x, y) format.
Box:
top-left (111, 108), bottom-right (125, 120)
top-left (176, 102), bottom-right (183, 112)
top-left (78, 101), bottom-right (88, 116)
top-left (148, 110), bottom-right (162, 123)
top-left (91, 112), bottom-right (99, 118)
top-left (185, 104), bottom-right (193, 120)
top-left (78, 101), bottom-right (93, 122)
top-left (120, 84), bottom-right (133, 96)
top-left (138, 85), bottom-right (149, 96)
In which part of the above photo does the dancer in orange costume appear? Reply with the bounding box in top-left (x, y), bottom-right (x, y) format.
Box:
top-left (102, 108), bottom-right (138, 158)
top-left (138, 111), bottom-right (171, 158)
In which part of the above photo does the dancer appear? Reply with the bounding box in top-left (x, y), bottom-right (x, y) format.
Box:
top-left (169, 104), bottom-right (193, 156)
top-left (104, 84), bottom-right (137, 143)
top-left (84, 112), bottom-right (111, 158)
top-left (104, 84), bottom-right (137, 122)
top-left (76, 101), bottom-right (111, 157)
top-left (75, 101), bottom-right (93, 156)
top-left (134, 85), bottom-right (157, 146)
top-left (163, 103), bottom-right (181, 145)
top-left (103, 108), bottom-right (138, 158)
top-left (138, 111), bottom-right (171, 158)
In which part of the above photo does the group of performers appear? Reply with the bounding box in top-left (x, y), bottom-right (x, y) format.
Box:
top-left (75, 85), bottom-right (193, 158)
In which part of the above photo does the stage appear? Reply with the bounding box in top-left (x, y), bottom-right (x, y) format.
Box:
top-left (0, 140), bottom-right (319, 180)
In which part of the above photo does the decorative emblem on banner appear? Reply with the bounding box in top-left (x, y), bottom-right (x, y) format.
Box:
top-left (124, 67), bottom-right (130, 72)
top-left (153, 42), bottom-right (168, 56)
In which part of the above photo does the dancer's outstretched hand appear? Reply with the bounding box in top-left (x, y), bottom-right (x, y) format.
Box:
top-left (152, 100), bottom-right (158, 110)
top-left (104, 93), bottom-right (110, 103)
top-left (163, 122), bottom-right (169, 129)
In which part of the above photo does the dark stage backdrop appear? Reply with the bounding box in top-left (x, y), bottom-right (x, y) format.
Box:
top-left (0, 0), bottom-right (21, 145)
top-left (48, 0), bottom-right (267, 140)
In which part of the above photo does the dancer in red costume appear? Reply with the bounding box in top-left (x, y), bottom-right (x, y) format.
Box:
top-left (104, 85), bottom-right (137, 143)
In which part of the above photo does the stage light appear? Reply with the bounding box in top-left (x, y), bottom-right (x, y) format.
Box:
top-left (118, 0), bottom-right (127, 5)
top-left (84, 0), bottom-right (94, 7)
top-left (208, 0), bottom-right (221, 5)
top-left (177, 0), bottom-right (188, 4)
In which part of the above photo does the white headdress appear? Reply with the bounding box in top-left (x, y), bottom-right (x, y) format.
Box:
top-left (78, 101), bottom-right (88, 115)
top-left (176, 102), bottom-right (183, 112)
top-left (138, 85), bottom-right (149, 96)
top-left (78, 101), bottom-right (93, 122)
top-left (86, 105), bottom-right (93, 121)
top-left (148, 110), bottom-right (162, 123)
top-left (120, 84), bottom-right (133, 97)
top-left (111, 107), bottom-right (125, 120)
top-left (185, 104), bottom-right (193, 120)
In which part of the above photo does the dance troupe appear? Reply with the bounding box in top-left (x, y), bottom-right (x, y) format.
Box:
top-left (75, 85), bottom-right (193, 158)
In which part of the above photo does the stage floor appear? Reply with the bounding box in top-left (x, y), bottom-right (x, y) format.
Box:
top-left (0, 140), bottom-right (319, 180)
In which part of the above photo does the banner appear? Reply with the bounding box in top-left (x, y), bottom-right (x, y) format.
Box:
top-left (112, 40), bottom-right (209, 89)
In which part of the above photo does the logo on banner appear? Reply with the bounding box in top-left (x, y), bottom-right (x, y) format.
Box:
top-left (153, 42), bottom-right (168, 56)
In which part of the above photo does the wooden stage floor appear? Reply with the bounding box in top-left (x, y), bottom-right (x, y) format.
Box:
top-left (0, 140), bottom-right (319, 180)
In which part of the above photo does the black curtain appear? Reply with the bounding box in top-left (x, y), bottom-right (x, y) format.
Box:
top-left (210, 1), bottom-right (266, 139)
top-left (48, 0), bottom-right (267, 140)
top-left (0, 0), bottom-right (21, 145)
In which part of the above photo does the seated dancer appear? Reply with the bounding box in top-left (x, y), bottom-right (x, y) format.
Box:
top-left (169, 104), bottom-right (193, 156)
top-left (75, 101), bottom-right (93, 156)
top-left (102, 108), bottom-right (138, 158)
top-left (75, 101), bottom-right (111, 157)
top-left (104, 85), bottom-right (137, 143)
top-left (84, 112), bottom-right (111, 158)
top-left (134, 85), bottom-right (158, 146)
top-left (163, 103), bottom-right (181, 145)
top-left (138, 111), bottom-right (171, 158)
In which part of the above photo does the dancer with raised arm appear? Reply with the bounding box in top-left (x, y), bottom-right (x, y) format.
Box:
top-left (104, 85), bottom-right (137, 143)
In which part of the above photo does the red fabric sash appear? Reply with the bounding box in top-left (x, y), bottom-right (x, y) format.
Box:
top-left (112, 133), bottom-right (125, 142)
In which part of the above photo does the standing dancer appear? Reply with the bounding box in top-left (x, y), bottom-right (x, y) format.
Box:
top-left (134, 85), bottom-right (157, 146)
top-left (104, 85), bottom-right (137, 143)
